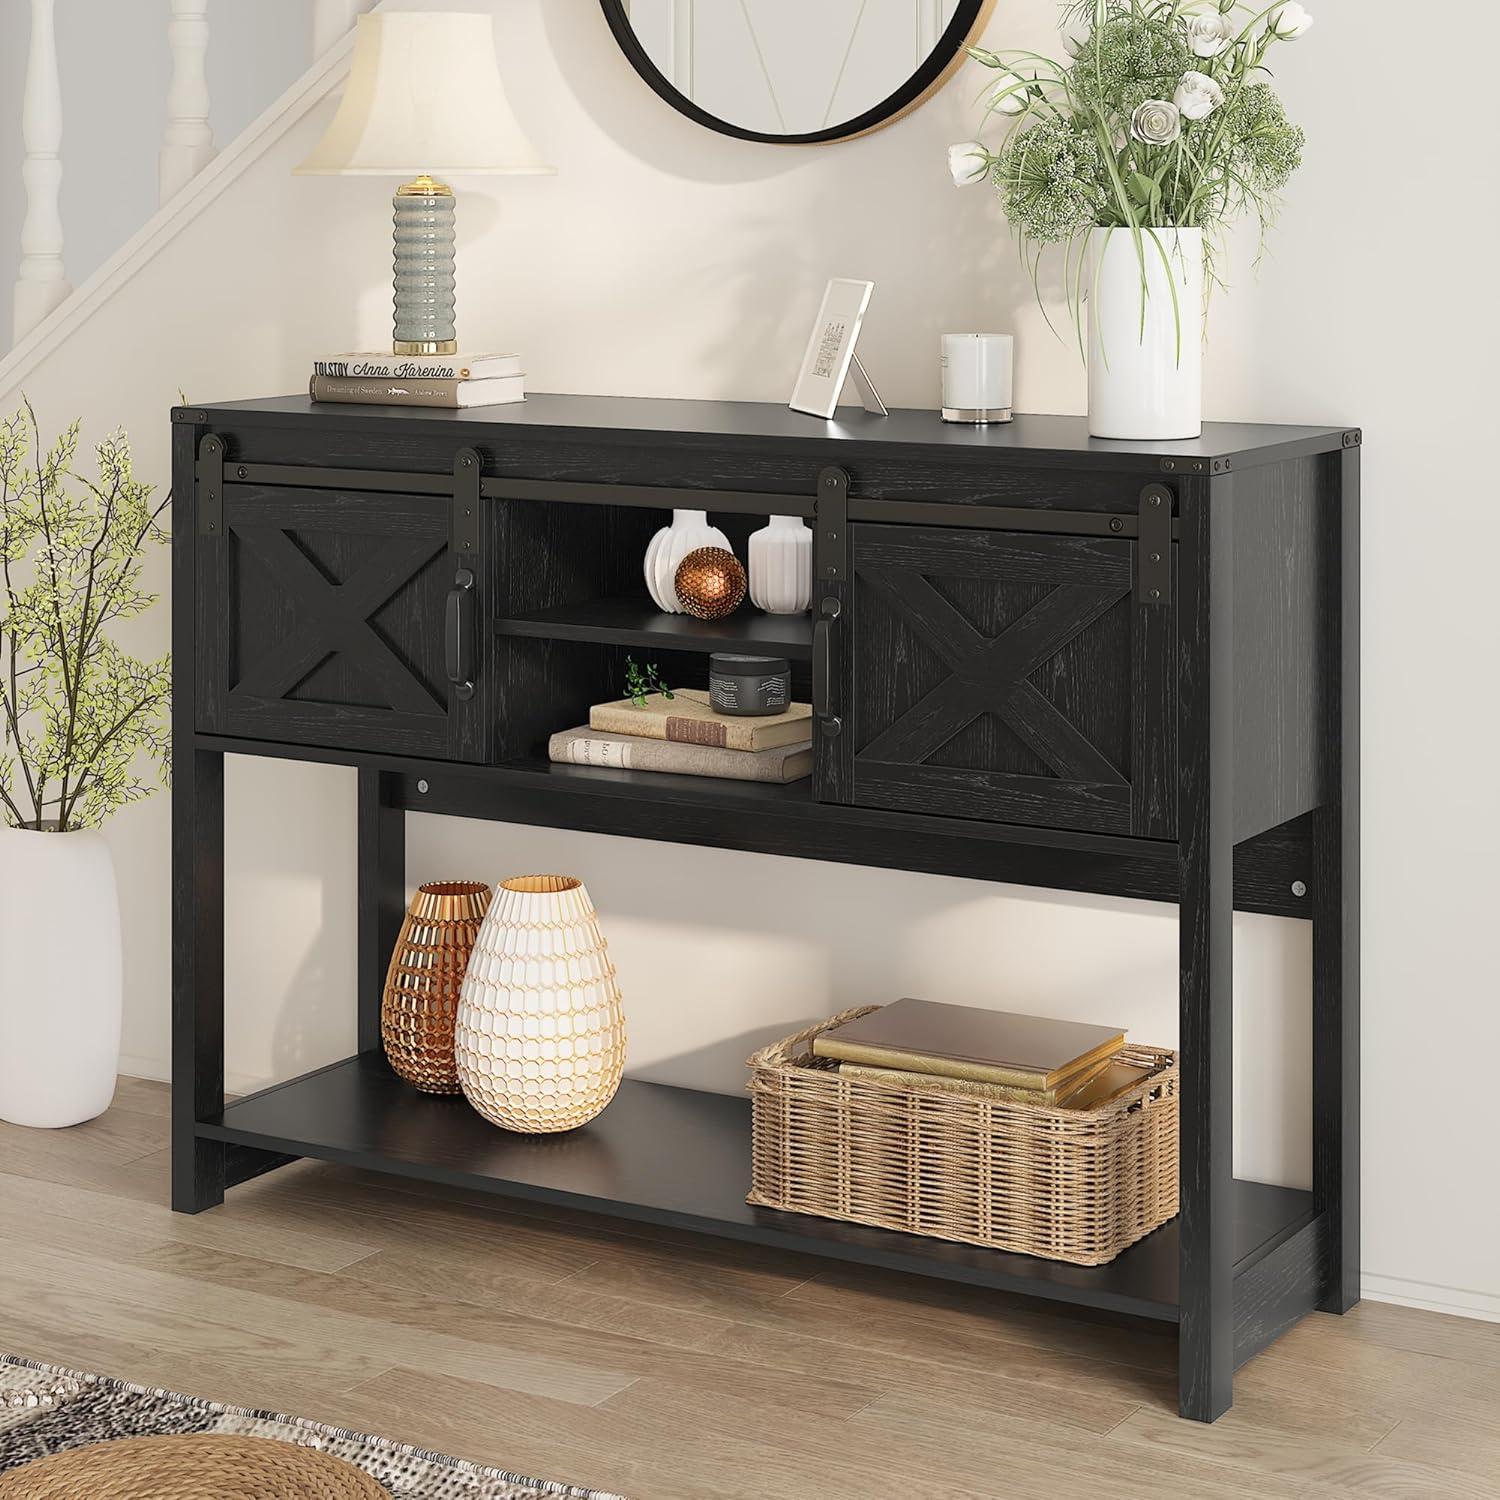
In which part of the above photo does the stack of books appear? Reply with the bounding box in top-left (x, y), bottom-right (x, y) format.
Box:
top-left (308, 352), bottom-right (525, 408)
top-left (813, 998), bottom-right (1145, 1110)
top-left (548, 689), bottom-right (813, 784)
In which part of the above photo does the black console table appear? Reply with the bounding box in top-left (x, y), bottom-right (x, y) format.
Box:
top-left (170, 394), bottom-right (1359, 1423)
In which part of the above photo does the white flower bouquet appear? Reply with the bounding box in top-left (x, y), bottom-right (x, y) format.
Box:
top-left (950, 1), bottom-right (1313, 333)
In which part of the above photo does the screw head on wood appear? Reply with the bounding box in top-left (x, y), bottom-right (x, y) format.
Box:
top-left (1162, 460), bottom-right (1175, 471)
top-left (1291, 880), bottom-right (1307, 898)
top-left (417, 779), bottom-right (430, 794)
top-left (1149, 493), bottom-right (1163, 507)
top-left (1109, 518), bottom-right (1124, 533)
top-left (1148, 588), bottom-right (1161, 601)
top-left (236, 465), bottom-right (247, 479)
top-left (1150, 552), bottom-right (1161, 563)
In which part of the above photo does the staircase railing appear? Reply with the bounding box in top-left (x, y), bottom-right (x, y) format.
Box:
top-left (10, 0), bottom-right (375, 345)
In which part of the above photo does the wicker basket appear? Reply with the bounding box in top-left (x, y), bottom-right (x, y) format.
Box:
top-left (747, 1006), bottom-right (1179, 1267)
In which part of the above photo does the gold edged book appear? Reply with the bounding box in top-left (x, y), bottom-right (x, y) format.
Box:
top-left (589, 689), bottom-right (811, 752)
top-left (838, 1057), bottom-right (1152, 1111)
top-left (811, 998), bottom-right (1125, 1093)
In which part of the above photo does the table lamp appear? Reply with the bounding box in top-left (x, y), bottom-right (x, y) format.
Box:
top-left (295, 11), bottom-right (553, 355)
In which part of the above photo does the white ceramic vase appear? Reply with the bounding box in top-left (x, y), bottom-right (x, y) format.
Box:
top-left (643, 510), bottom-right (731, 613)
top-left (455, 875), bottom-right (625, 1134)
top-left (0, 825), bottom-right (122, 1128)
top-left (748, 515), bottom-right (813, 615)
top-left (1087, 227), bottom-right (1204, 440)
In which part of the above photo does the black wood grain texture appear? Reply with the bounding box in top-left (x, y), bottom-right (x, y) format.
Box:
top-left (174, 399), bottom-right (1359, 1421)
top-left (843, 523), bottom-right (1172, 837)
top-left (1233, 1212), bottom-right (1330, 1367)
top-left (357, 770), bottom-right (406, 1057)
top-left (1176, 476), bottom-right (1236, 1422)
top-left (1314, 446), bottom-right (1361, 1313)
top-left (195, 394), bottom-right (1352, 475)
top-left (196, 482), bottom-right (488, 761)
top-left (1230, 458), bottom-right (1327, 842)
top-left (199, 1051), bottom-right (1313, 1322)
top-left (172, 415), bottom-right (228, 1215)
top-left (495, 592), bottom-right (813, 659)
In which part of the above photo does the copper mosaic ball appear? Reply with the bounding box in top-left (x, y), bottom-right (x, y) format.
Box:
top-left (674, 546), bottom-right (746, 620)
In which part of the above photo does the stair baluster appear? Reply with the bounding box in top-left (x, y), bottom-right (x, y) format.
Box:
top-left (13, 0), bottom-right (70, 344)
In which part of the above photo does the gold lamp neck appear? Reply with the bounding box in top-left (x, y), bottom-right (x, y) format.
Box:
top-left (396, 173), bottom-right (454, 198)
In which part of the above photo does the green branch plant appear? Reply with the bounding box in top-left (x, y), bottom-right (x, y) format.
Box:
top-left (623, 656), bottom-right (674, 709)
top-left (0, 400), bottom-right (171, 832)
top-left (948, 0), bottom-right (1312, 350)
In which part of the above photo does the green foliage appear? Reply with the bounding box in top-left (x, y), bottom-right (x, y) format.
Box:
top-left (958, 0), bottom-right (1314, 334)
top-left (623, 656), bottom-right (674, 708)
top-left (0, 401), bottom-right (170, 831)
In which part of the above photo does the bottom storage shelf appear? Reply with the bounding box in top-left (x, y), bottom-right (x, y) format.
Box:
top-left (200, 1053), bottom-right (1314, 1324)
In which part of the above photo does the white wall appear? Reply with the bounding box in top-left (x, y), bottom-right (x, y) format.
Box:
top-left (2, 0), bottom-right (1496, 1322)
top-left (0, 0), bottom-right (310, 316)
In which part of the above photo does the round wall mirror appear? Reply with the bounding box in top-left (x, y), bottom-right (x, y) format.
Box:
top-left (600, 1), bottom-right (996, 145)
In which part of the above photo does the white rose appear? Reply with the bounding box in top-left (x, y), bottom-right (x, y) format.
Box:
top-left (1130, 99), bottom-right (1182, 147)
top-left (1182, 12), bottom-right (1235, 58)
top-left (1266, 2), bottom-right (1313, 39)
top-left (1174, 70), bottom-right (1225, 122)
top-left (989, 70), bottom-right (1030, 115)
top-left (947, 141), bottom-right (989, 187)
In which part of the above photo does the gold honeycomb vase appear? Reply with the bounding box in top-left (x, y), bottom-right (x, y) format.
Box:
top-left (456, 875), bottom-right (626, 1133)
top-left (381, 880), bottom-right (492, 1094)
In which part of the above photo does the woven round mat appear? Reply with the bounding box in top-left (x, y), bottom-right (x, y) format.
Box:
top-left (0, 1433), bottom-right (387, 1499)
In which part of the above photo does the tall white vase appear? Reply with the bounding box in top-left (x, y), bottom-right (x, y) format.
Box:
top-left (643, 509), bottom-right (731, 614)
top-left (748, 515), bottom-right (813, 615)
top-left (455, 875), bottom-right (625, 1133)
top-left (0, 826), bottom-right (121, 1128)
top-left (1087, 227), bottom-right (1203, 440)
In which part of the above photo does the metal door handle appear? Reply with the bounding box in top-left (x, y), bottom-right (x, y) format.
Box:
top-left (813, 619), bottom-right (831, 718)
top-left (445, 567), bottom-right (475, 702)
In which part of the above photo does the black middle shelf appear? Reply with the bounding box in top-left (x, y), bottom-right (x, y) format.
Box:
top-left (494, 592), bottom-right (814, 658)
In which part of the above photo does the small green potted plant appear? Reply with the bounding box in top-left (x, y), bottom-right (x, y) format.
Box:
top-left (0, 401), bottom-right (169, 1128)
top-left (948, 0), bottom-right (1313, 439)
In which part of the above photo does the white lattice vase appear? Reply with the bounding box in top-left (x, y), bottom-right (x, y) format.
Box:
top-left (0, 826), bottom-right (121, 1128)
top-left (456, 876), bottom-right (625, 1133)
top-left (749, 515), bottom-right (813, 614)
top-left (643, 510), bottom-right (731, 613)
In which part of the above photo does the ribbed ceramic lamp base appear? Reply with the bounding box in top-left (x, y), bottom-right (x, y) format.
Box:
top-left (392, 176), bottom-right (457, 356)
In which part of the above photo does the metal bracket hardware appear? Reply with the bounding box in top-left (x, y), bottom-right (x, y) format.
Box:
top-left (1136, 483), bottom-right (1173, 605)
top-left (814, 466), bottom-right (849, 583)
top-left (1161, 455), bottom-right (1230, 475)
top-left (198, 434), bottom-right (225, 537)
top-left (172, 407), bottom-right (208, 424)
top-left (1342, 429), bottom-right (1362, 448)
top-left (451, 447), bottom-right (482, 557)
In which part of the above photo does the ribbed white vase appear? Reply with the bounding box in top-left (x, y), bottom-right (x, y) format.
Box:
top-left (0, 826), bottom-right (121, 1128)
top-left (1087, 227), bottom-right (1204, 440)
top-left (456, 875), bottom-right (625, 1133)
top-left (748, 515), bottom-right (813, 615)
top-left (643, 510), bottom-right (731, 613)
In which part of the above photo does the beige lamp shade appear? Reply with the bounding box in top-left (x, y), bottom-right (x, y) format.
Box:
top-left (295, 11), bottom-right (554, 176)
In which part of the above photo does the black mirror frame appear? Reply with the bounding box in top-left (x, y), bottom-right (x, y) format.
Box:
top-left (598, 0), bottom-right (997, 146)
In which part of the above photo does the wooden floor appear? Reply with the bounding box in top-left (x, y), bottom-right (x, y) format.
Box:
top-left (2, 1081), bottom-right (1498, 1500)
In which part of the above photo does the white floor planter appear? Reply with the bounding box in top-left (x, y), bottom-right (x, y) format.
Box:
top-left (1087, 226), bottom-right (1204, 440)
top-left (0, 826), bottom-right (121, 1128)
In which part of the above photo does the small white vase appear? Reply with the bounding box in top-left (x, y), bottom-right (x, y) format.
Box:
top-left (0, 825), bottom-right (122, 1128)
top-left (1087, 227), bottom-right (1204, 440)
top-left (748, 515), bottom-right (813, 615)
top-left (643, 510), bottom-right (731, 614)
top-left (456, 875), bottom-right (625, 1134)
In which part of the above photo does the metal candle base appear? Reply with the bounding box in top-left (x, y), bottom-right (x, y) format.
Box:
top-left (941, 406), bottom-right (1013, 425)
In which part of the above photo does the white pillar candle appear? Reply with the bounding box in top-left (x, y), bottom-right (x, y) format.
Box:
top-left (941, 333), bottom-right (1014, 424)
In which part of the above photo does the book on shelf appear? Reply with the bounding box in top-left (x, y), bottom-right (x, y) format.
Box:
top-left (549, 727), bottom-right (812, 784)
top-left (589, 689), bottom-right (812, 753)
top-left (308, 373), bottom-right (525, 408)
top-left (837, 1055), bottom-right (1151, 1110)
top-left (812, 998), bottom-right (1125, 1093)
top-left (312, 352), bottom-right (522, 380)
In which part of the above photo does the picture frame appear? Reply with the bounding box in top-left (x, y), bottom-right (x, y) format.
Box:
top-left (789, 278), bottom-right (886, 419)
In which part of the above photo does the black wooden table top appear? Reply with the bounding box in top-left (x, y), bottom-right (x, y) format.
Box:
top-left (186, 393), bottom-right (1355, 471)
